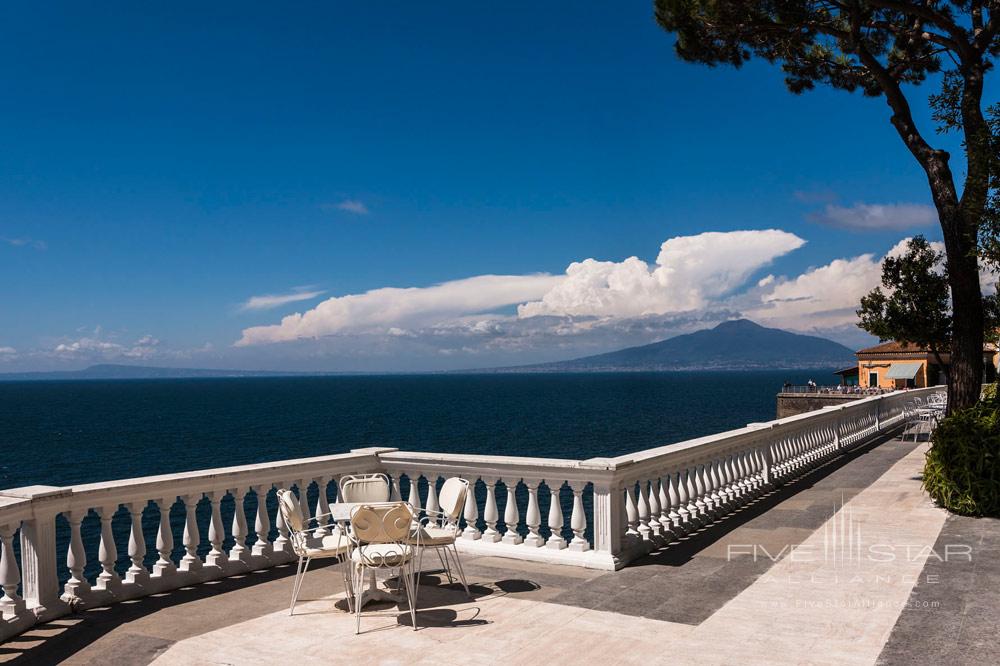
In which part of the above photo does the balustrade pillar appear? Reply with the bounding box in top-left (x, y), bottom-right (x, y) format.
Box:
top-left (636, 481), bottom-right (652, 542)
top-left (205, 491), bottom-right (228, 569)
top-left (500, 479), bottom-right (523, 545)
top-left (180, 495), bottom-right (202, 573)
top-left (675, 471), bottom-right (691, 533)
top-left (522, 480), bottom-right (544, 547)
top-left (313, 478), bottom-right (331, 537)
top-left (647, 479), bottom-right (663, 540)
top-left (407, 473), bottom-right (423, 513)
top-left (229, 487), bottom-right (250, 565)
top-left (251, 485), bottom-right (272, 558)
top-left (94, 506), bottom-right (121, 592)
top-left (481, 478), bottom-right (501, 543)
top-left (461, 478), bottom-right (481, 540)
top-left (545, 481), bottom-right (567, 550)
top-left (568, 484), bottom-right (589, 552)
top-left (273, 483), bottom-right (293, 558)
top-left (624, 483), bottom-right (640, 544)
top-left (63, 511), bottom-right (90, 599)
top-left (685, 468), bottom-right (701, 528)
top-left (152, 498), bottom-right (176, 578)
top-left (425, 476), bottom-right (440, 522)
top-left (0, 523), bottom-right (25, 617)
top-left (125, 502), bottom-right (149, 586)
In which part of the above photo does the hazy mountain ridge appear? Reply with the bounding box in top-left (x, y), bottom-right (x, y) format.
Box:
top-left (489, 319), bottom-right (855, 372)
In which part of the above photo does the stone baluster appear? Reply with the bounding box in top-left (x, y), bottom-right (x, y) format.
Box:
top-left (624, 483), bottom-right (640, 543)
top-left (313, 477), bottom-right (331, 537)
top-left (685, 468), bottom-right (701, 528)
top-left (94, 506), bottom-right (121, 592)
top-left (251, 485), bottom-right (272, 558)
top-left (0, 523), bottom-right (26, 618)
top-left (674, 471), bottom-right (690, 533)
top-left (407, 473), bottom-right (423, 514)
top-left (390, 476), bottom-right (402, 501)
top-left (699, 465), bottom-right (716, 518)
top-left (481, 478), bottom-right (501, 543)
top-left (462, 478), bottom-right (481, 540)
top-left (666, 473), bottom-right (682, 536)
top-left (179, 494), bottom-right (202, 573)
top-left (425, 476), bottom-right (440, 524)
top-left (273, 483), bottom-right (292, 558)
top-left (229, 487), bottom-right (250, 565)
top-left (723, 455), bottom-right (737, 504)
top-left (568, 483), bottom-right (589, 551)
top-left (694, 465), bottom-right (709, 523)
top-left (125, 502), bottom-right (149, 586)
top-left (647, 478), bottom-right (663, 541)
top-left (296, 480), bottom-right (314, 528)
top-left (709, 462), bottom-right (724, 514)
top-left (205, 491), bottom-right (228, 569)
top-left (636, 481), bottom-right (652, 542)
top-left (152, 498), bottom-right (176, 578)
top-left (522, 480), bottom-right (545, 547)
top-left (62, 511), bottom-right (91, 600)
top-left (545, 481), bottom-right (567, 550)
top-left (501, 479), bottom-right (523, 545)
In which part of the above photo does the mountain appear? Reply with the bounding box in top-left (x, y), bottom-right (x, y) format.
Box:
top-left (0, 364), bottom-right (312, 381)
top-left (495, 320), bottom-right (855, 372)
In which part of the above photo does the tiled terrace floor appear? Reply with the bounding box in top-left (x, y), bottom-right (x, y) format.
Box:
top-left (2, 433), bottom-right (997, 665)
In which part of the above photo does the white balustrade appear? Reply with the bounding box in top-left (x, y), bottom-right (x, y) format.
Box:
top-left (0, 388), bottom-right (941, 641)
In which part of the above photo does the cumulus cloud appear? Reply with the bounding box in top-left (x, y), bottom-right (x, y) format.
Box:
top-left (240, 289), bottom-right (326, 311)
top-left (807, 202), bottom-right (937, 231)
top-left (326, 199), bottom-right (369, 215)
top-left (0, 346), bottom-right (16, 355)
top-left (518, 230), bottom-right (805, 318)
top-left (236, 274), bottom-right (563, 346)
top-left (52, 333), bottom-right (164, 360)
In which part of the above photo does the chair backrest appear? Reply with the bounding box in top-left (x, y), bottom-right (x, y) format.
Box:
top-left (438, 477), bottom-right (469, 522)
top-left (339, 473), bottom-right (390, 503)
top-left (276, 488), bottom-right (306, 532)
top-left (350, 502), bottom-right (413, 544)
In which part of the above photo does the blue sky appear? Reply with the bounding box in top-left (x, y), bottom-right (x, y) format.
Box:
top-left (0, 2), bottom-right (977, 371)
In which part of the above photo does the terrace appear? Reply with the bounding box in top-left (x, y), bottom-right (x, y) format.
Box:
top-left (2, 386), bottom-right (998, 665)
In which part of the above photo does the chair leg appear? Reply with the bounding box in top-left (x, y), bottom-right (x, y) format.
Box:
top-left (354, 564), bottom-right (365, 635)
top-left (340, 555), bottom-right (354, 614)
top-left (449, 543), bottom-right (471, 598)
top-left (436, 547), bottom-right (454, 583)
top-left (401, 560), bottom-right (417, 631)
top-left (288, 557), bottom-right (309, 615)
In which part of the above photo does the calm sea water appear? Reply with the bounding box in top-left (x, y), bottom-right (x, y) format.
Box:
top-left (1, 371), bottom-right (832, 585)
top-left (0, 371), bottom-right (827, 489)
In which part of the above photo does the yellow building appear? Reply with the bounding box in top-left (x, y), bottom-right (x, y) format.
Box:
top-left (856, 341), bottom-right (999, 389)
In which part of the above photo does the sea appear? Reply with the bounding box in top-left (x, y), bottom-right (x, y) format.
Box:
top-left (0, 371), bottom-right (829, 583)
top-left (0, 371), bottom-right (829, 489)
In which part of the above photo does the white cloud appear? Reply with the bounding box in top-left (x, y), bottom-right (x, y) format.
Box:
top-left (0, 346), bottom-right (16, 355)
top-left (2, 237), bottom-right (47, 250)
top-left (240, 289), bottom-right (326, 311)
top-left (236, 274), bottom-right (563, 346)
top-left (329, 199), bottom-right (369, 215)
top-left (518, 230), bottom-right (805, 318)
top-left (52, 333), bottom-right (163, 360)
top-left (807, 202), bottom-right (937, 231)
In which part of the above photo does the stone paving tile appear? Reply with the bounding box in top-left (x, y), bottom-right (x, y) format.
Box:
top-left (877, 512), bottom-right (1000, 666)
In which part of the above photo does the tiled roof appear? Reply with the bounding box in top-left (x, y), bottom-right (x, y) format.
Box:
top-left (856, 340), bottom-right (998, 354)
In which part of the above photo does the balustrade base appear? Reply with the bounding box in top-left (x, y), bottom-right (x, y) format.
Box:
top-left (453, 538), bottom-right (619, 570)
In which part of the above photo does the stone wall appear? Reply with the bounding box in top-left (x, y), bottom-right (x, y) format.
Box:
top-left (776, 393), bottom-right (863, 418)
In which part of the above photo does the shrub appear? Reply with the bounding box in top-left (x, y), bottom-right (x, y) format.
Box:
top-left (923, 401), bottom-right (1000, 517)
top-left (980, 382), bottom-right (998, 405)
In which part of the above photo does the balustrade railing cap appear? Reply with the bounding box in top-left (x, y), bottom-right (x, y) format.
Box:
top-left (579, 457), bottom-right (629, 470)
top-left (350, 446), bottom-right (400, 454)
top-left (746, 422), bottom-right (772, 430)
top-left (0, 484), bottom-right (71, 500)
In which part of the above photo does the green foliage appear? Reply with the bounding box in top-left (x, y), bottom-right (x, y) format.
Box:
top-left (981, 382), bottom-right (998, 404)
top-left (924, 400), bottom-right (1000, 517)
top-left (857, 236), bottom-right (952, 354)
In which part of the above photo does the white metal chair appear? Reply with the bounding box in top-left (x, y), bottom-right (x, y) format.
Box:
top-left (348, 502), bottom-right (419, 634)
top-left (339, 473), bottom-right (391, 503)
top-left (276, 488), bottom-right (351, 616)
top-left (406, 477), bottom-right (471, 597)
